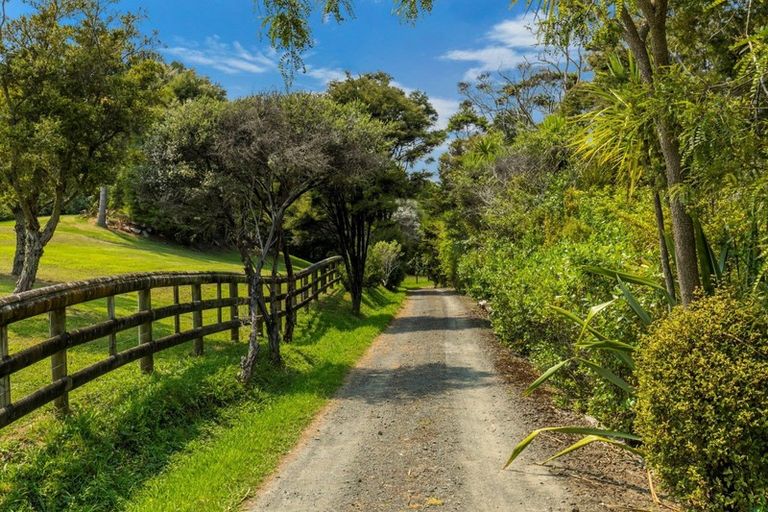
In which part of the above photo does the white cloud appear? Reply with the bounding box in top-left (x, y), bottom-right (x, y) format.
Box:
top-left (441, 13), bottom-right (540, 81)
top-left (488, 15), bottom-right (539, 47)
top-left (163, 37), bottom-right (350, 90)
top-left (429, 97), bottom-right (460, 130)
top-left (305, 66), bottom-right (347, 85)
top-left (163, 36), bottom-right (276, 75)
top-left (443, 47), bottom-right (533, 81)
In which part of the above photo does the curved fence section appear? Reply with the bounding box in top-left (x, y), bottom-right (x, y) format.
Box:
top-left (0, 256), bottom-right (343, 429)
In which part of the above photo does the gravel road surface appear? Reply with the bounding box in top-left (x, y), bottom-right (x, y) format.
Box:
top-left (247, 289), bottom-right (583, 511)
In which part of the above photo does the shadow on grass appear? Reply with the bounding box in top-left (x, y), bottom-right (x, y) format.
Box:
top-left (0, 287), bottom-right (402, 512)
top-left (361, 286), bottom-right (388, 308)
top-left (0, 341), bottom-right (249, 512)
top-left (291, 286), bottom-right (399, 348)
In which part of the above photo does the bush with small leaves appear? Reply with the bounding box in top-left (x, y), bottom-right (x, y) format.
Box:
top-left (366, 240), bottom-right (404, 289)
top-left (635, 292), bottom-right (768, 511)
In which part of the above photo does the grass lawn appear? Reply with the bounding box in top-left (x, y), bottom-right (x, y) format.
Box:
top-left (0, 216), bottom-right (417, 511)
top-left (0, 215), bottom-right (307, 293)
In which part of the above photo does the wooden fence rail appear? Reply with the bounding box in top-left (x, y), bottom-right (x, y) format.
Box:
top-left (0, 256), bottom-right (343, 430)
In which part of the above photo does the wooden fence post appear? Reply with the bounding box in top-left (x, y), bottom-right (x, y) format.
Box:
top-left (312, 269), bottom-right (319, 299)
top-left (285, 277), bottom-right (294, 327)
top-left (106, 296), bottom-right (117, 356)
top-left (274, 280), bottom-right (282, 333)
top-left (229, 282), bottom-right (240, 342)
top-left (49, 308), bottom-right (69, 415)
top-left (0, 324), bottom-right (10, 409)
top-left (216, 283), bottom-right (223, 325)
top-left (192, 283), bottom-right (203, 355)
top-left (138, 289), bottom-right (154, 374)
top-left (173, 285), bottom-right (181, 334)
top-left (302, 275), bottom-right (309, 311)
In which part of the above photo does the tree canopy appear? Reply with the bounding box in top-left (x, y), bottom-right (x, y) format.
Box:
top-left (327, 72), bottom-right (444, 167)
top-left (0, 0), bottom-right (163, 291)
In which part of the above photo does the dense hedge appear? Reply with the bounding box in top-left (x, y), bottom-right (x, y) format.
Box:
top-left (456, 185), bottom-right (663, 430)
top-left (635, 292), bottom-right (768, 512)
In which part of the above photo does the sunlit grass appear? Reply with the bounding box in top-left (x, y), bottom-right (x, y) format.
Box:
top-left (0, 215), bottom-right (409, 511)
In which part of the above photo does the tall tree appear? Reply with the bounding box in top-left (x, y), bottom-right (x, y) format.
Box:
top-left (0, 0), bottom-right (162, 291)
top-left (215, 94), bottom-right (332, 374)
top-left (327, 72), bottom-right (445, 168)
top-left (318, 160), bottom-right (401, 315)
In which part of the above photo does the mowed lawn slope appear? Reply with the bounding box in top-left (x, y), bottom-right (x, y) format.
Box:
top-left (0, 215), bottom-right (273, 292)
top-left (0, 215), bottom-right (409, 512)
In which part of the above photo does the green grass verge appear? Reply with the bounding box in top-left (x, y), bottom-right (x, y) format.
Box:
top-left (125, 287), bottom-right (404, 512)
top-left (0, 215), bottom-right (308, 431)
top-left (0, 216), bottom-right (413, 511)
top-left (0, 285), bottom-right (406, 511)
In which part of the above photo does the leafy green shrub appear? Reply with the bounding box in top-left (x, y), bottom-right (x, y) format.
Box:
top-left (635, 292), bottom-right (768, 511)
top-left (128, 98), bottom-right (231, 247)
top-left (365, 240), bottom-right (404, 289)
top-left (455, 188), bottom-right (663, 430)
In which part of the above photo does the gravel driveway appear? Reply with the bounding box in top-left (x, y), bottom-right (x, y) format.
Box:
top-left (245, 288), bottom-right (589, 511)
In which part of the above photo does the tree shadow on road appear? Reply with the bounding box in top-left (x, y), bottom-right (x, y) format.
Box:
top-left (336, 362), bottom-right (496, 405)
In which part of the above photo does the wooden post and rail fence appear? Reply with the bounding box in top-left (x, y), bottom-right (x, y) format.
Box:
top-left (0, 256), bottom-right (343, 430)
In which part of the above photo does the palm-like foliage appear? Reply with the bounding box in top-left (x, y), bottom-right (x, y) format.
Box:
top-left (571, 53), bottom-right (657, 196)
top-left (507, 265), bottom-right (675, 468)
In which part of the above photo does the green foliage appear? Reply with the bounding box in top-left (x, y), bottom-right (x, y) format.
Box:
top-left (0, 0), bottom-right (164, 290)
top-left (130, 97), bottom-right (228, 246)
top-left (454, 186), bottom-right (658, 430)
top-left (635, 292), bottom-right (768, 511)
top-left (572, 51), bottom-right (657, 196)
top-left (327, 72), bottom-right (445, 166)
top-left (365, 240), bottom-right (404, 289)
top-left (162, 62), bottom-right (227, 103)
top-left (505, 426), bottom-right (641, 468)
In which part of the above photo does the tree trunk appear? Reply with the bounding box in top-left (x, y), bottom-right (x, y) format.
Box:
top-left (14, 229), bottom-right (44, 293)
top-left (351, 284), bottom-right (363, 315)
top-left (619, 7), bottom-right (700, 305)
top-left (653, 191), bottom-right (676, 305)
top-left (13, 188), bottom-right (65, 293)
top-left (282, 237), bottom-right (296, 343)
top-left (239, 271), bottom-right (262, 382)
top-left (268, 316), bottom-right (281, 365)
top-left (655, 119), bottom-right (700, 305)
top-left (96, 186), bottom-right (108, 228)
top-left (11, 206), bottom-right (25, 277)
top-left (265, 244), bottom-right (283, 366)
top-left (349, 258), bottom-right (365, 315)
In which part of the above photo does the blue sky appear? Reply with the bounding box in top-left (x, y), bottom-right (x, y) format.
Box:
top-left (9, 0), bottom-right (543, 166)
top-left (122, 1), bottom-right (540, 128)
